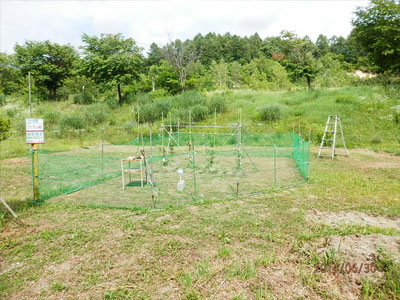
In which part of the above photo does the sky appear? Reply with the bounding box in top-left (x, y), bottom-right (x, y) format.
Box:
top-left (0, 0), bottom-right (369, 55)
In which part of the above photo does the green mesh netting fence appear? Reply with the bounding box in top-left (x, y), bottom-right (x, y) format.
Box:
top-left (36, 132), bottom-right (309, 209)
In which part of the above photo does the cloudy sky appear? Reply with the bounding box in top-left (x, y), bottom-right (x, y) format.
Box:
top-left (0, 0), bottom-right (369, 55)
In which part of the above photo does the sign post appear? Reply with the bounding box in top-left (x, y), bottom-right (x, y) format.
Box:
top-left (26, 118), bottom-right (44, 204)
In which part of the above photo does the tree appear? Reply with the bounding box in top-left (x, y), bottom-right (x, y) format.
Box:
top-left (0, 53), bottom-right (23, 95)
top-left (316, 34), bottom-right (330, 57)
top-left (210, 59), bottom-right (228, 89)
top-left (148, 65), bottom-right (158, 91)
top-left (279, 31), bottom-right (320, 90)
top-left (352, 0), bottom-right (400, 74)
top-left (14, 41), bottom-right (77, 100)
top-left (229, 62), bottom-right (242, 88)
top-left (81, 33), bottom-right (143, 104)
top-left (163, 39), bottom-right (197, 91)
top-left (146, 43), bottom-right (163, 67)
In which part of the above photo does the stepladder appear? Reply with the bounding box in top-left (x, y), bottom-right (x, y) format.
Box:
top-left (318, 115), bottom-right (349, 159)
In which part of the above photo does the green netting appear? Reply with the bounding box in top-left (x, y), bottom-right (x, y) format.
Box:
top-left (36, 132), bottom-right (309, 209)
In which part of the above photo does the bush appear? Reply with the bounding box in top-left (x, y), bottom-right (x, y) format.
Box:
top-left (258, 105), bottom-right (281, 122)
top-left (43, 111), bottom-right (61, 126)
top-left (139, 103), bottom-right (158, 124)
top-left (105, 96), bottom-right (119, 109)
top-left (136, 92), bottom-right (151, 105)
top-left (73, 93), bottom-right (92, 104)
top-left (0, 95), bottom-right (5, 106)
top-left (173, 91), bottom-right (206, 109)
top-left (122, 92), bottom-right (136, 104)
top-left (335, 95), bottom-right (357, 105)
top-left (208, 94), bottom-right (227, 114)
top-left (191, 105), bottom-right (209, 122)
top-left (58, 114), bottom-right (85, 130)
top-left (84, 103), bottom-right (109, 126)
top-left (57, 86), bottom-right (69, 101)
top-left (5, 108), bottom-right (19, 118)
top-left (154, 99), bottom-right (171, 116)
top-left (0, 116), bottom-right (10, 141)
top-left (149, 89), bottom-right (168, 99)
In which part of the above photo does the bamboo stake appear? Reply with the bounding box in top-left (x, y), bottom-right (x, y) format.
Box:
top-left (213, 108), bottom-right (216, 148)
top-left (177, 117), bottom-right (180, 146)
top-left (274, 144), bottom-right (277, 185)
top-left (161, 112), bottom-right (164, 149)
top-left (0, 198), bottom-right (25, 226)
top-left (150, 123), bottom-right (155, 207)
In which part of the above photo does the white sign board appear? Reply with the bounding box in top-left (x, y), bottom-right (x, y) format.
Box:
top-left (26, 118), bottom-right (44, 131)
top-left (26, 131), bottom-right (45, 144)
top-left (26, 118), bottom-right (45, 144)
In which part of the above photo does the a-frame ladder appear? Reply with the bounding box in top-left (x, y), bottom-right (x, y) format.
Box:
top-left (318, 115), bottom-right (349, 159)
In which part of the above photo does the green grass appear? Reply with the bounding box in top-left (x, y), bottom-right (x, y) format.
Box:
top-left (1, 85), bottom-right (400, 159)
top-left (0, 85), bottom-right (400, 299)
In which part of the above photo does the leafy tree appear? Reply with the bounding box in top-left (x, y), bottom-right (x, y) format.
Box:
top-left (153, 60), bottom-right (181, 94)
top-left (0, 53), bottom-right (23, 95)
top-left (148, 65), bottom-right (158, 91)
top-left (316, 34), bottom-right (330, 57)
top-left (210, 59), bottom-right (228, 89)
top-left (0, 116), bottom-right (10, 141)
top-left (279, 31), bottom-right (320, 90)
top-left (163, 39), bottom-right (197, 91)
top-left (229, 62), bottom-right (242, 88)
top-left (352, 0), bottom-right (400, 74)
top-left (80, 33), bottom-right (143, 104)
top-left (146, 43), bottom-right (163, 67)
top-left (14, 41), bottom-right (77, 100)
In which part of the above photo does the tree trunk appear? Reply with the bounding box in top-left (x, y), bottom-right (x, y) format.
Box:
top-left (117, 84), bottom-right (122, 104)
top-left (49, 87), bottom-right (57, 101)
top-left (306, 76), bottom-right (312, 90)
top-left (180, 77), bottom-right (185, 91)
top-left (151, 77), bottom-right (155, 92)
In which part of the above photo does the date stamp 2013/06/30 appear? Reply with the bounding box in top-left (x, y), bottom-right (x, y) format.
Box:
top-left (314, 262), bottom-right (377, 274)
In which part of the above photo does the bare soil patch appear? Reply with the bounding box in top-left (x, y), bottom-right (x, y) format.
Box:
top-left (307, 209), bottom-right (400, 231)
top-left (339, 149), bottom-right (400, 169)
top-left (311, 234), bottom-right (400, 283)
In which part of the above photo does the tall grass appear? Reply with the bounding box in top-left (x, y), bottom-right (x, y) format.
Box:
top-left (1, 85), bottom-right (399, 158)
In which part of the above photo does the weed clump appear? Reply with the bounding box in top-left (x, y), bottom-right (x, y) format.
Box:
top-left (58, 114), bottom-right (85, 130)
top-left (73, 93), bottom-right (92, 105)
top-left (0, 116), bottom-right (10, 141)
top-left (259, 105), bottom-right (281, 121)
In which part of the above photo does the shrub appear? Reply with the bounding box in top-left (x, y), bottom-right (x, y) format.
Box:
top-left (105, 96), bottom-right (119, 109)
top-left (0, 95), bottom-right (5, 106)
top-left (123, 92), bottom-right (136, 104)
top-left (173, 91), bottom-right (206, 109)
top-left (136, 92), bottom-right (151, 105)
top-left (371, 137), bottom-right (381, 144)
top-left (43, 111), bottom-right (61, 126)
top-left (258, 105), bottom-right (281, 122)
top-left (149, 89), bottom-right (168, 99)
top-left (58, 114), bottom-right (85, 130)
top-left (84, 103), bottom-right (109, 126)
top-left (57, 86), bottom-right (69, 101)
top-left (139, 103), bottom-right (158, 124)
top-left (191, 105), bottom-right (209, 122)
top-left (208, 94), bottom-right (227, 114)
top-left (154, 99), bottom-right (171, 117)
top-left (0, 116), bottom-right (10, 141)
top-left (335, 95), bottom-right (357, 105)
top-left (73, 93), bottom-right (92, 105)
top-left (5, 108), bottom-right (19, 118)
top-left (393, 112), bottom-right (400, 124)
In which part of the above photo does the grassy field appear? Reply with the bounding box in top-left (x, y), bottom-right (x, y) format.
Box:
top-left (1, 85), bottom-right (400, 299)
top-left (1, 85), bottom-right (400, 159)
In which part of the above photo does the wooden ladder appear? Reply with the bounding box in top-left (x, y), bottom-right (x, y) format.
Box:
top-left (318, 115), bottom-right (349, 159)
